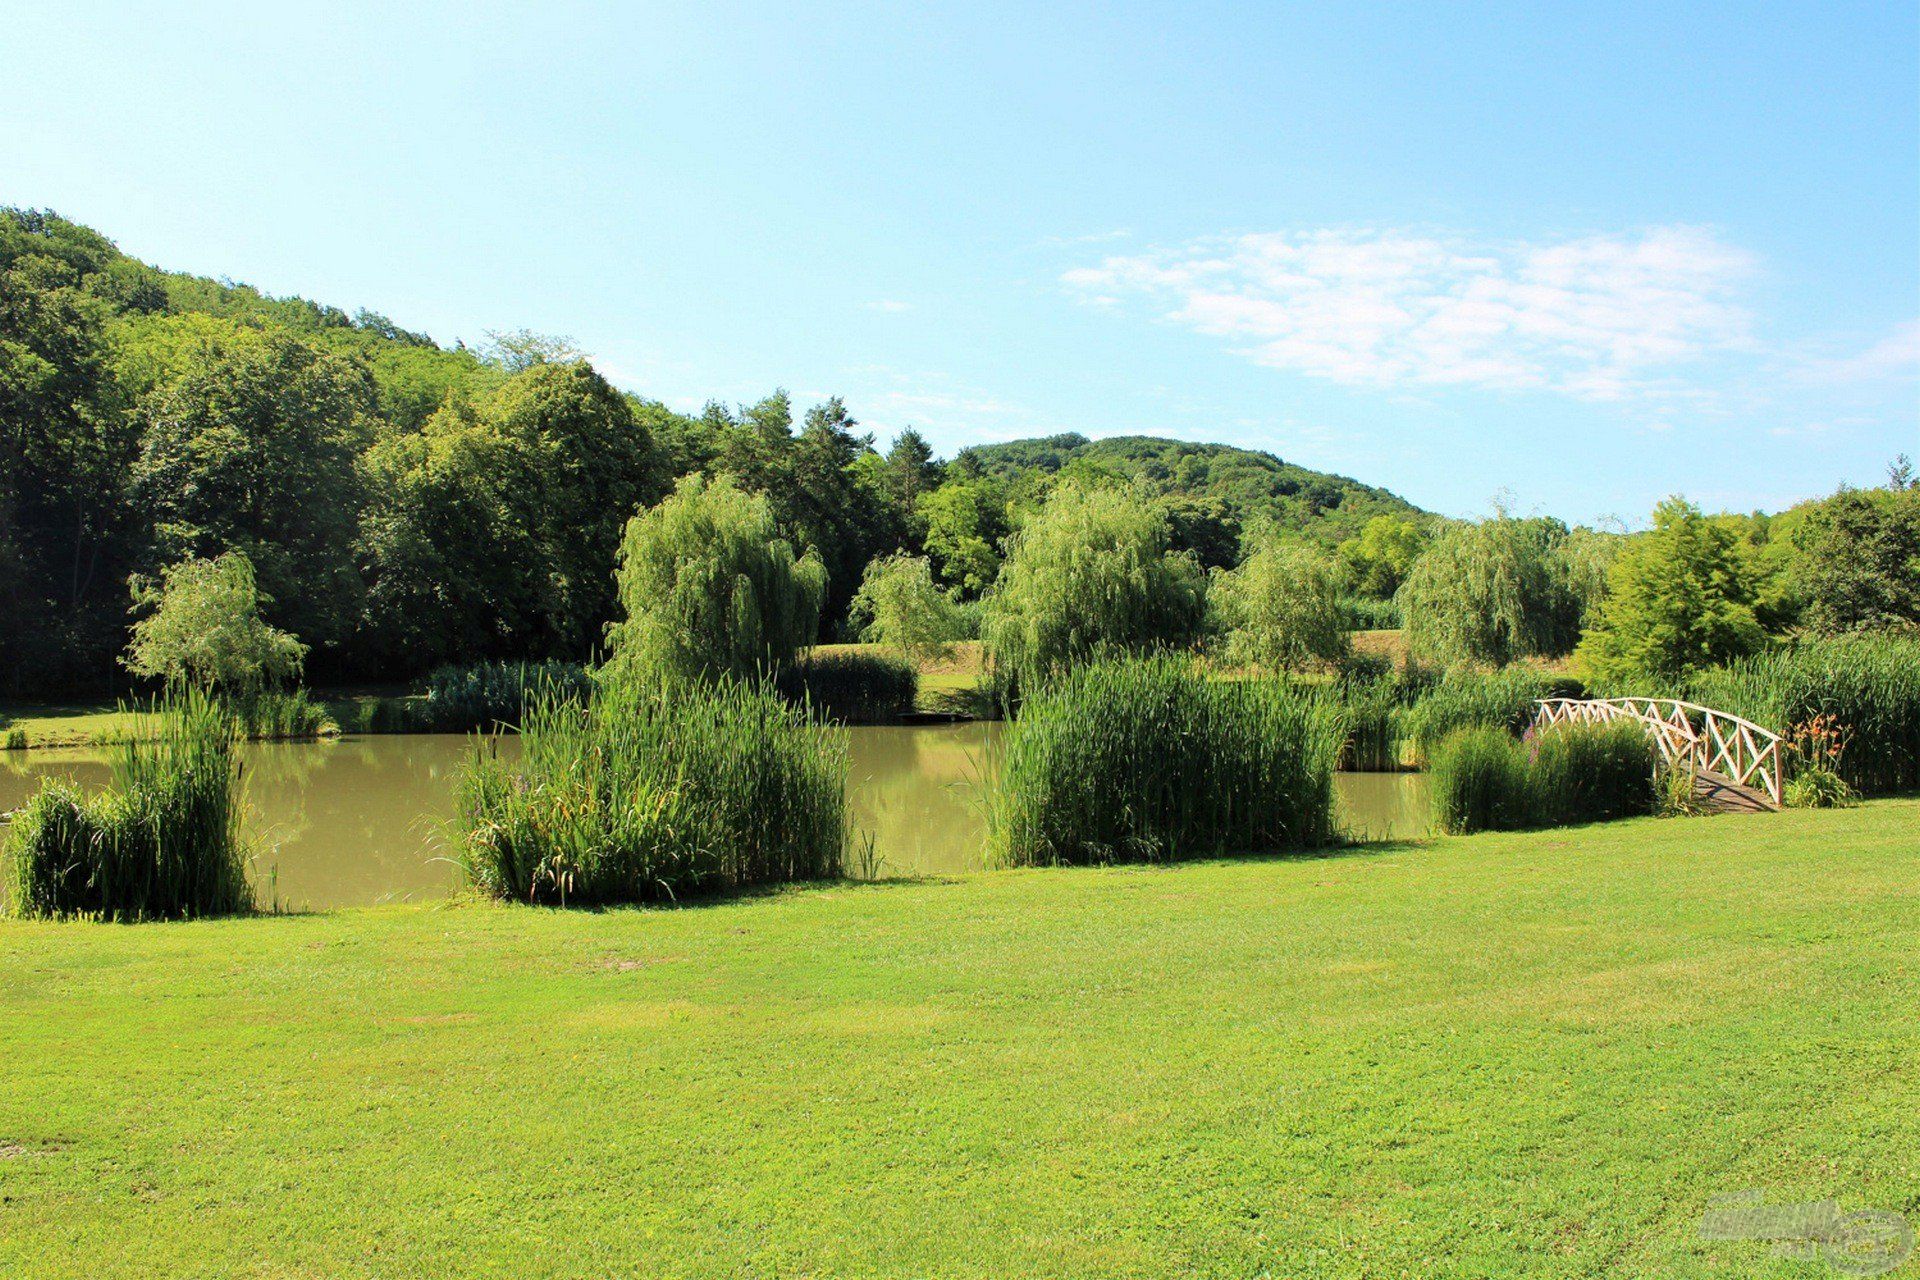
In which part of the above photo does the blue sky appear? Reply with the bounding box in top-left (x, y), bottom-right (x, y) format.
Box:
top-left (5, 0), bottom-right (1915, 523)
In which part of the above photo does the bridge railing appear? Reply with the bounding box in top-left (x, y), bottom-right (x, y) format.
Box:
top-left (1532, 697), bottom-right (1783, 809)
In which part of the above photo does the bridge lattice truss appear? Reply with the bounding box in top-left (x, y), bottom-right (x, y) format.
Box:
top-left (1531, 697), bottom-right (1784, 809)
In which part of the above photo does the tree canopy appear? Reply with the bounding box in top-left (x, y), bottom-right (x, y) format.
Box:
top-left (124, 551), bottom-right (306, 693)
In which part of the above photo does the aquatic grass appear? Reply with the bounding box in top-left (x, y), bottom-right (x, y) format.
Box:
top-left (456, 674), bottom-right (846, 905)
top-left (3, 691), bottom-right (253, 920)
top-left (1429, 721), bottom-right (1657, 835)
top-left (776, 650), bottom-right (917, 723)
top-left (356, 661), bottom-right (595, 734)
top-left (986, 653), bottom-right (1345, 867)
top-left (234, 689), bottom-right (335, 740)
top-left (1688, 633), bottom-right (1920, 795)
top-left (1398, 665), bottom-right (1578, 766)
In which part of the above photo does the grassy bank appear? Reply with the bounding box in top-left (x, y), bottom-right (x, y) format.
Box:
top-left (1, 803), bottom-right (1915, 1277)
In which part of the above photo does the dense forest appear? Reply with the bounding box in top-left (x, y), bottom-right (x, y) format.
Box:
top-left (0, 208), bottom-right (1429, 694)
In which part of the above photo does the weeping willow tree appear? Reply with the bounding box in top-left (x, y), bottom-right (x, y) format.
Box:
top-left (981, 484), bottom-right (1207, 695)
top-left (849, 553), bottom-right (969, 667)
top-left (604, 473), bottom-right (826, 683)
top-left (1211, 539), bottom-right (1352, 673)
top-left (1396, 512), bottom-right (1585, 667)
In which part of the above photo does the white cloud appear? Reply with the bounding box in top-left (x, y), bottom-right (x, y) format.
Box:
top-left (1799, 318), bottom-right (1920, 384)
top-left (865, 299), bottom-right (914, 313)
top-left (1062, 226), bottom-right (1757, 400)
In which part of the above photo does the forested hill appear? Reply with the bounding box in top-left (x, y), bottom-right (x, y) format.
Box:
top-left (1, 207), bottom-right (1425, 693)
top-left (960, 434), bottom-right (1423, 544)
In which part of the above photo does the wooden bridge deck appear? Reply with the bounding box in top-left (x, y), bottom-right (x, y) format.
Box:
top-left (1691, 769), bottom-right (1775, 814)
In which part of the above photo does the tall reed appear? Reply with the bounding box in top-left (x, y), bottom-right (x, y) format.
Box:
top-left (986, 654), bottom-right (1346, 867)
top-left (1688, 633), bottom-right (1920, 795)
top-left (1429, 721), bottom-right (1656, 835)
top-left (1398, 665), bottom-right (1577, 766)
top-left (456, 674), bottom-right (846, 905)
top-left (4, 691), bottom-right (252, 920)
top-left (234, 688), bottom-right (335, 740)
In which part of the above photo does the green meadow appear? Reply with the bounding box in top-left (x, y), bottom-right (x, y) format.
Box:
top-left (3, 801), bottom-right (1914, 1279)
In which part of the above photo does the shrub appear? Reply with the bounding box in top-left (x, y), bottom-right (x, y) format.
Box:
top-left (4, 692), bottom-right (252, 920)
top-left (3, 727), bottom-right (25, 751)
top-left (424, 661), bottom-right (592, 732)
top-left (1688, 633), bottom-right (1920, 795)
top-left (986, 654), bottom-right (1345, 867)
top-left (1429, 721), bottom-right (1657, 835)
top-left (1343, 596), bottom-right (1402, 631)
top-left (775, 651), bottom-right (917, 723)
top-left (456, 674), bottom-right (846, 905)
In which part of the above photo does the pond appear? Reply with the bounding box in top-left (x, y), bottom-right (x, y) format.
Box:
top-left (0, 724), bottom-right (1430, 909)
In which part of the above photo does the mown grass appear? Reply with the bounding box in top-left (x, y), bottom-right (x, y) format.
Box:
top-left (0, 803), bottom-right (1913, 1278)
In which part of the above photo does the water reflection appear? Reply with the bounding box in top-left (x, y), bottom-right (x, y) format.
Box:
top-left (0, 725), bottom-right (1428, 907)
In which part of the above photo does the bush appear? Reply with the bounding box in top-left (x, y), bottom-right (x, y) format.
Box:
top-left (1343, 596), bottom-right (1402, 631)
top-left (775, 651), bottom-right (917, 723)
top-left (1688, 633), bottom-right (1920, 795)
top-left (986, 654), bottom-right (1345, 867)
top-left (4, 692), bottom-right (252, 920)
top-left (3, 727), bottom-right (25, 751)
top-left (456, 674), bottom-right (846, 905)
top-left (1429, 721), bottom-right (1656, 835)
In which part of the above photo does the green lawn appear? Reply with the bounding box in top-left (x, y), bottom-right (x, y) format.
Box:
top-left (2, 804), bottom-right (1915, 1278)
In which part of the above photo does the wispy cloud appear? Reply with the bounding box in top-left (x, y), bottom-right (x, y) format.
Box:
top-left (865, 299), bottom-right (914, 313)
top-left (1797, 318), bottom-right (1920, 384)
top-left (1062, 226), bottom-right (1757, 401)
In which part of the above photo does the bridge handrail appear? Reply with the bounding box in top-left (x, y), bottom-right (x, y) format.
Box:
top-left (1531, 696), bottom-right (1783, 809)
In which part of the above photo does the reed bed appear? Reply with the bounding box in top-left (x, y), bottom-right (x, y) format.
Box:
top-left (1397, 665), bottom-right (1575, 766)
top-left (234, 689), bottom-right (335, 740)
top-left (1687, 633), bottom-right (1920, 795)
top-left (4, 691), bottom-right (252, 920)
top-left (456, 674), bottom-right (846, 905)
top-left (1429, 721), bottom-right (1657, 835)
top-left (986, 654), bottom-right (1346, 867)
top-left (362, 661), bottom-right (594, 733)
top-left (775, 650), bottom-right (917, 723)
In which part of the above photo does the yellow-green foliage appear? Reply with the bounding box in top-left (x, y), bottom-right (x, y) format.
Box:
top-left (605, 474), bottom-right (827, 685)
top-left (981, 484), bottom-right (1207, 696)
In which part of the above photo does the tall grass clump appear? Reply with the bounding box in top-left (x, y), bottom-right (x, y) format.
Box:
top-left (775, 650), bottom-right (917, 723)
top-left (456, 674), bottom-right (846, 905)
top-left (1688, 633), bottom-right (1920, 795)
top-left (4, 691), bottom-right (252, 920)
top-left (986, 654), bottom-right (1346, 867)
top-left (1429, 721), bottom-right (1656, 834)
top-left (424, 660), bottom-right (593, 732)
top-left (234, 688), bottom-right (335, 740)
top-left (1398, 665), bottom-right (1577, 766)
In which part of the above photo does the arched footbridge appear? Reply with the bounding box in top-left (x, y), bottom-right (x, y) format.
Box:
top-left (1531, 697), bottom-right (1784, 812)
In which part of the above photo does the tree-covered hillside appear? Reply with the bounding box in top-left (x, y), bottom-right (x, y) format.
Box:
top-left (960, 433), bottom-right (1421, 546)
top-left (0, 208), bottom-right (1438, 694)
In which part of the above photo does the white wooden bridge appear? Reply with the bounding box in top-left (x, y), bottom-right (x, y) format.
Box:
top-left (1531, 697), bottom-right (1784, 811)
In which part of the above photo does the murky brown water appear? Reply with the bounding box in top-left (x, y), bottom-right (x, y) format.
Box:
top-left (0, 725), bottom-right (1429, 909)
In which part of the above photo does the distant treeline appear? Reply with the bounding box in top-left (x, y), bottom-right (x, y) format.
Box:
top-left (0, 209), bottom-right (1424, 694)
